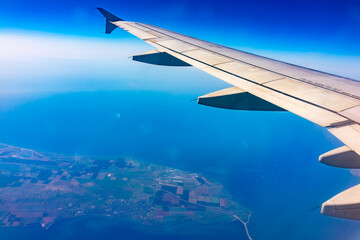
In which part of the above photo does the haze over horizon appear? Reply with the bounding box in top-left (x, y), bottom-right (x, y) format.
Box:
top-left (1, 0), bottom-right (360, 94)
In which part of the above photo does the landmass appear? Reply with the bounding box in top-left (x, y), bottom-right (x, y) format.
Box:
top-left (0, 143), bottom-right (252, 239)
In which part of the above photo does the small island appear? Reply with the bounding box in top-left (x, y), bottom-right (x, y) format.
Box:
top-left (0, 143), bottom-right (251, 239)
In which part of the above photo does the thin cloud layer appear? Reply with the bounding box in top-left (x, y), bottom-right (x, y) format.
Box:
top-left (1, 30), bottom-right (359, 94)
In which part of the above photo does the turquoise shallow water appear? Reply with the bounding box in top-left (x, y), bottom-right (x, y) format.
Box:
top-left (0, 91), bottom-right (359, 240)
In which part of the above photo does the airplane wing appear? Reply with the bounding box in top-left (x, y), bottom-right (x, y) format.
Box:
top-left (97, 8), bottom-right (360, 220)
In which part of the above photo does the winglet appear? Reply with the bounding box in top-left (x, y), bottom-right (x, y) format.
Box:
top-left (97, 8), bottom-right (123, 34)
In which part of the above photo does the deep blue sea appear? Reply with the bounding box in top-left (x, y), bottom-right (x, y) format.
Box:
top-left (0, 91), bottom-right (359, 240)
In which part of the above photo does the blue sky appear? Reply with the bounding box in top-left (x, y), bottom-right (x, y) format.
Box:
top-left (1, 0), bottom-right (360, 54)
top-left (1, 0), bottom-right (360, 94)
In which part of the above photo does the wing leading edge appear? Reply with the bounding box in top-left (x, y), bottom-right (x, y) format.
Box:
top-left (97, 8), bottom-right (360, 220)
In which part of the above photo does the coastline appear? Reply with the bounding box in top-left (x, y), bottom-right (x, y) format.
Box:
top-left (0, 214), bottom-right (251, 240)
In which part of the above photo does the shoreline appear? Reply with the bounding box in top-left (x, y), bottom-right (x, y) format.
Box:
top-left (0, 214), bottom-right (251, 239)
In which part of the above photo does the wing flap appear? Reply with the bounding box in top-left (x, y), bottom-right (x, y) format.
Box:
top-left (199, 66), bottom-right (349, 127)
top-left (154, 39), bottom-right (199, 53)
top-left (182, 49), bottom-right (231, 66)
top-left (216, 61), bottom-right (284, 84)
top-left (340, 106), bottom-right (360, 123)
top-left (329, 124), bottom-right (360, 156)
top-left (264, 78), bottom-right (360, 112)
top-left (124, 27), bottom-right (159, 40)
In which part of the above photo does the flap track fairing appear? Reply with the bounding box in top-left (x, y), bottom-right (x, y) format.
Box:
top-left (319, 146), bottom-right (360, 169)
top-left (198, 87), bottom-right (286, 111)
top-left (132, 50), bottom-right (191, 66)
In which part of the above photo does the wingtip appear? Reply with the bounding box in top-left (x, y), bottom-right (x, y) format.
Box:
top-left (97, 7), bottom-right (124, 21)
top-left (97, 8), bottom-right (124, 34)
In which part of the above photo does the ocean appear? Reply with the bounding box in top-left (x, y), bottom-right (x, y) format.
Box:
top-left (0, 90), bottom-right (359, 240)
